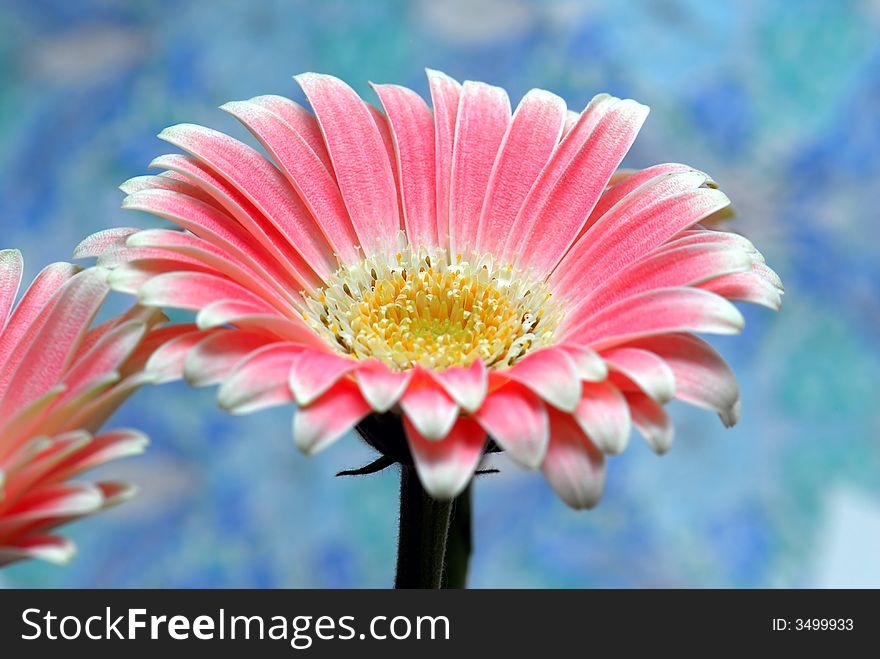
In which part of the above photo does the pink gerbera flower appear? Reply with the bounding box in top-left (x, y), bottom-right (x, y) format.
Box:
top-left (0, 250), bottom-right (179, 566)
top-left (80, 70), bottom-right (781, 509)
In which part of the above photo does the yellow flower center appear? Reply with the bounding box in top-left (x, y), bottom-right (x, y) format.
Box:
top-left (304, 241), bottom-right (562, 371)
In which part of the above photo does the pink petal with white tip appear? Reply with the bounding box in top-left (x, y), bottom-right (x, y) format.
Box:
top-left (573, 381), bottom-right (631, 455)
top-left (565, 287), bottom-right (745, 349)
top-left (184, 331), bottom-right (273, 387)
top-left (296, 73), bottom-right (399, 255)
top-left (564, 243), bottom-right (751, 329)
top-left (405, 416), bottom-right (486, 500)
top-left (626, 392), bottom-right (673, 454)
top-left (0, 249), bottom-right (23, 327)
top-left (0, 262), bottom-right (79, 378)
top-left (578, 163), bottom-right (696, 240)
top-left (118, 172), bottom-right (217, 204)
top-left (448, 80), bottom-right (510, 255)
top-left (72, 228), bottom-right (140, 260)
top-left (541, 409), bottom-right (606, 510)
top-left (426, 69), bottom-right (462, 248)
top-left (158, 123), bottom-right (337, 278)
top-left (475, 88), bottom-right (566, 253)
top-left (0, 269), bottom-right (108, 415)
top-left (150, 152), bottom-right (321, 291)
top-left (61, 320), bottom-right (147, 395)
top-left (355, 360), bottom-right (413, 413)
top-left (247, 94), bottom-right (334, 173)
top-left (144, 328), bottom-right (219, 384)
top-left (699, 270), bottom-right (783, 310)
top-left (121, 189), bottom-right (298, 295)
top-left (293, 378), bottom-right (371, 455)
top-left (505, 347), bottom-right (581, 412)
top-left (220, 99), bottom-right (360, 263)
top-left (558, 344), bottom-right (608, 381)
top-left (0, 535), bottom-right (76, 567)
top-left (288, 349), bottom-right (357, 406)
top-left (138, 271), bottom-right (271, 313)
top-left (552, 177), bottom-right (729, 301)
top-left (510, 96), bottom-right (650, 275)
top-left (603, 346), bottom-right (676, 404)
top-left (126, 228), bottom-right (295, 310)
top-left (195, 299), bottom-right (327, 350)
top-left (427, 359), bottom-right (487, 412)
top-left (474, 380), bottom-right (548, 468)
top-left (217, 343), bottom-right (299, 414)
top-left (373, 83), bottom-right (438, 248)
top-left (628, 333), bottom-right (741, 427)
top-left (400, 370), bottom-right (459, 440)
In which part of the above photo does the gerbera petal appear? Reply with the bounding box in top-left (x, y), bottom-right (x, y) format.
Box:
top-left (562, 109), bottom-right (580, 138)
top-left (582, 163), bottom-right (696, 236)
top-left (552, 176), bottom-right (729, 301)
top-left (426, 359), bottom-right (487, 413)
top-left (295, 72), bottom-right (399, 254)
top-left (246, 94), bottom-right (334, 173)
top-left (138, 271), bottom-right (271, 313)
top-left (121, 188), bottom-right (300, 292)
top-left (118, 171), bottom-right (217, 205)
top-left (558, 344), bottom-right (608, 381)
top-left (158, 124), bottom-right (337, 278)
top-left (0, 535), bottom-right (76, 567)
top-left (626, 392), bottom-right (674, 454)
top-left (72, 228), bottom-right (140, 260)
top-left (355, 360), bottom-right (413, 413)
top-left (220, 99), bottom-right (361, 263)
top-left (217, 343), bottom-right (299, 414)
top-left (61, 320), bottom-right (148, 395)
top-left (510, 96), bottom-right (650, 275)
top-left (0, 262), bottom-right (79, 382)
top-left (288, 349), bottom-right (357, 406)
top-left (426, 68), bottom-right (462, 248)
top-left (541, 409), bottom-right (606, 510)
top-left (404, 416), bottom-right (486, 500)
top-left (628, 333), bottom-right (741, 427)
top-left (573, 381), bottom-right (631, 455)
top-left (126, 228), bottom-right (296, 309)
top-left (473, 379), bottom-right (548, 468)
top-left (149, 153), bottom-right (321, 290)
top-left (293, 378), bottom-right (371, 455)
top-left (144, 328), bottom-right (218, 384)
top-left (373, 83), bottom-right (438, 248)
top-left (603, 347), bottom-right (676, 404)
top-left (0, 268), bottom-right (108, 416)
top-left (475, 88), bottom-right (566, 254)
top-left (448, 80), bottom-right (511, 255)
top-left (505, 347), bottom-right (581, 412)
top-left (194, 298), bottom-right (275, 329)
top-left (196, 300), bottom-right (327, 349)
top-left (184, 331), bottom-right (273, 387)
top-left (564, 287), bottom-right (745, 349)
top-left (699, 269), bottom-right (783, 310)
top-left (365, 103), bottom-right (403, 225)
top-left (563, 243), bottom-right (752, 329)
top-left (50, 429), bottom-right (150, 481)
top-left (400, 370), bottom-right (459, 440)
top-left (0, 249), bottom-right (24, 328)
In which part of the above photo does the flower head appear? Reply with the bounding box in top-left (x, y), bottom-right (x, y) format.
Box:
top-left (0, 250), bottom-right (177, 566)
top-left (83, 71), bottom-right (782, 508)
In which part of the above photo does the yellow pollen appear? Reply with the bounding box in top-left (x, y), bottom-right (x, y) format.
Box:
top-left (303, 239), bottom-right (563, 371)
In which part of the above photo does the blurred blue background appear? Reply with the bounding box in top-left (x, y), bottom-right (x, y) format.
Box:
top-left (1, 0), bottom-right (878, 588)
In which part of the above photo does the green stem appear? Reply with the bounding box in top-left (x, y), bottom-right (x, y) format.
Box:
top-left (395, 465), bottom-right (453, 589)
top-left (441, 483), bottom-right (472, 589)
